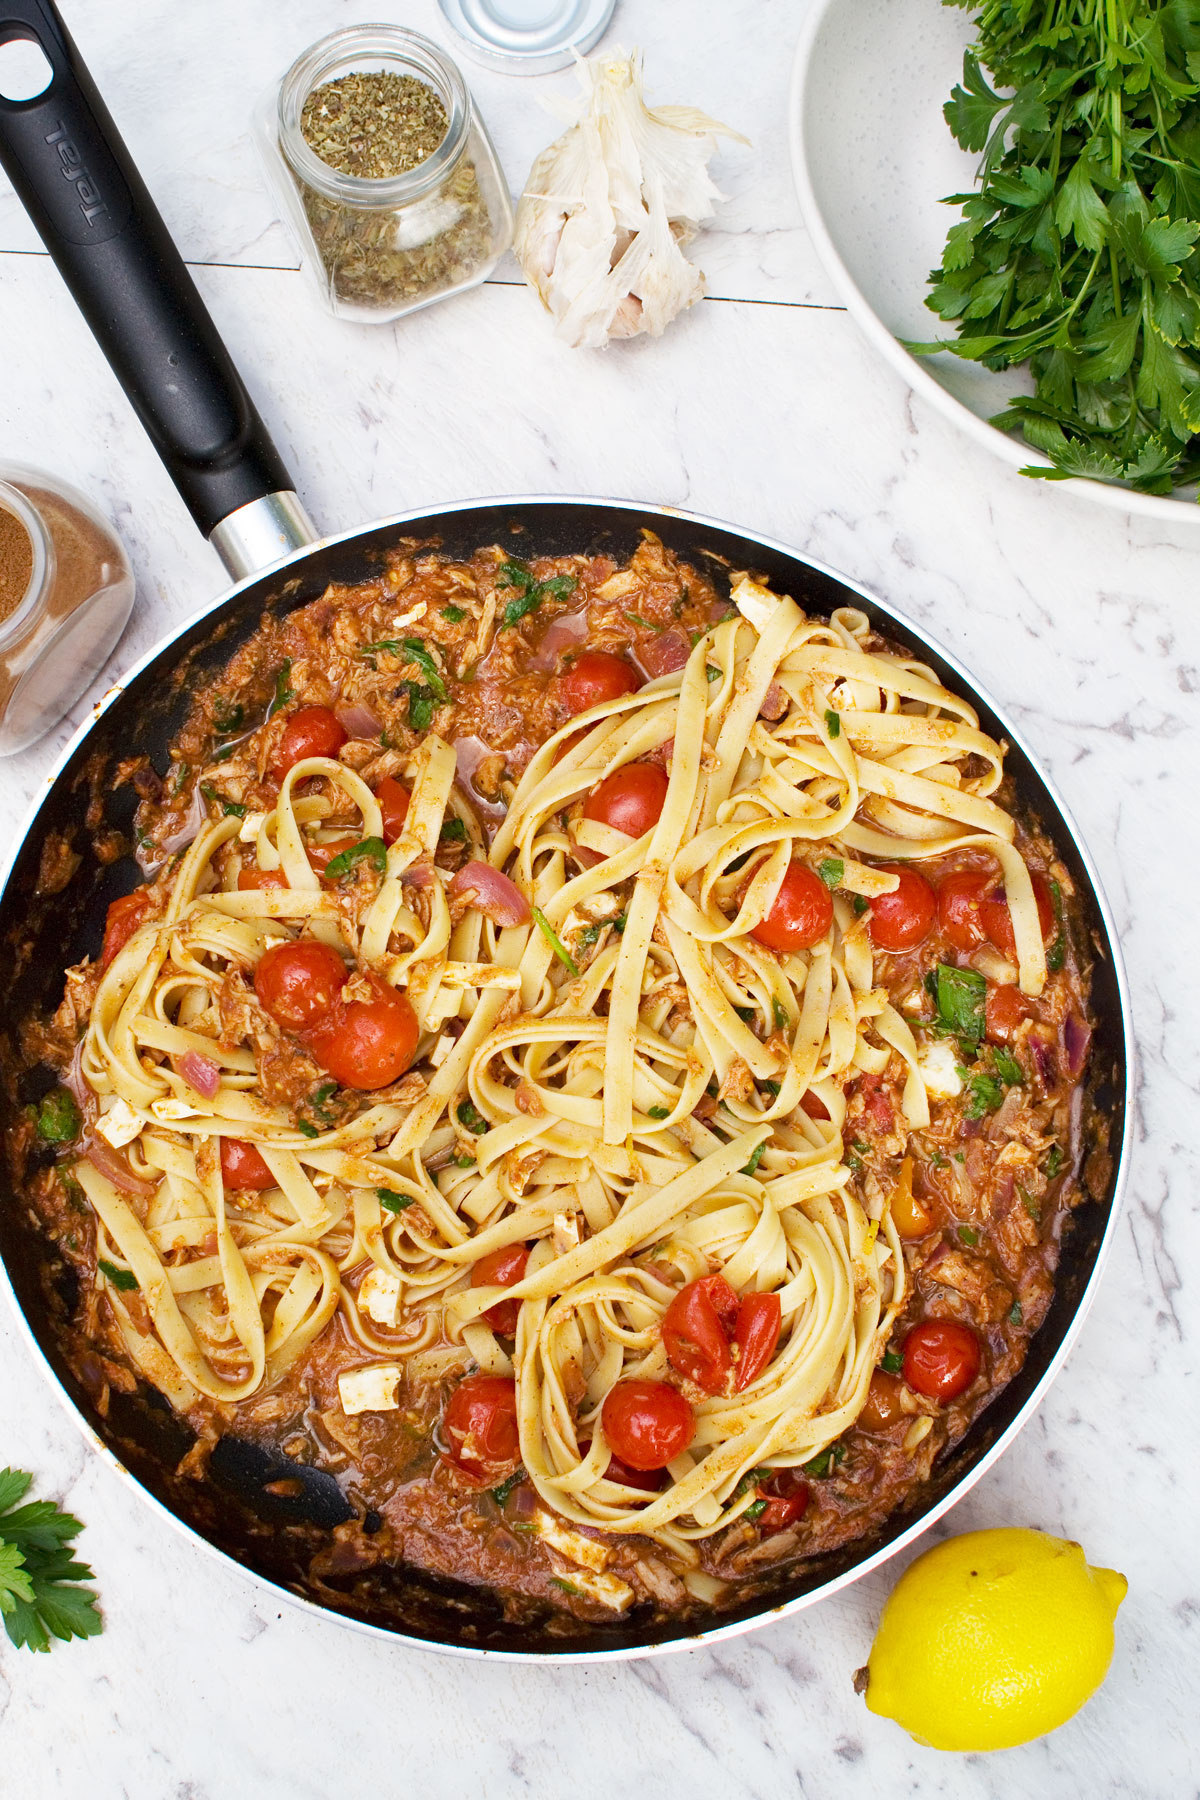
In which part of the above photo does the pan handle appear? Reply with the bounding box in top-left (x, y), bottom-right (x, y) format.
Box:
top-left (0, 0), bottom-right (316, 575)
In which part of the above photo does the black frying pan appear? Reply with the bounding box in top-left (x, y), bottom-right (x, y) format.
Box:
top-left (0, 1), bottom-right (1132, 1658)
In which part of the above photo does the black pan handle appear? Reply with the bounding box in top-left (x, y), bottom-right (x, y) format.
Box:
top-left (0, 0), bottom-right (312, 559)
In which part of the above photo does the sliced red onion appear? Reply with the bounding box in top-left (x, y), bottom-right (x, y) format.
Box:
top-left (178, 1050), bottom-right (220, 1100)
top-left (336, 699), bottom-right (383, 739)
top-left (1064, 1015), bottom-right (1092, 1078)
top-left (86, 1140), bottom-right (153, 1197)
top-left (637, 631), bottom-right (690, 680)
top-left (404, 858), bottom-right (434, 890)
top-left (454, 737), bottom-right (509, 821)
top-left (1030, 1035), bottom-right (1057, 1089)
top-left (449, 862), bottom-right (531, 927)
top-left (62, 1040), bottom-right (90, 1109)
top-left (150, 781), bottom-right (207, 864)
top-left (529, 608), bottom-right (588, 673)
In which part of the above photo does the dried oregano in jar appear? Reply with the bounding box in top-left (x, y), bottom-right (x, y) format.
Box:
top-left (256, 26), bottom-right (513, 324)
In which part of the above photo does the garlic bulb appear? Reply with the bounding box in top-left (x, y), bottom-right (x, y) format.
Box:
top-left (514, 51), bottom-right (745, 350)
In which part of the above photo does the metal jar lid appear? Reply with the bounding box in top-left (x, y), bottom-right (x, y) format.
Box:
top-left (436, 0), bottom-right (615, 74)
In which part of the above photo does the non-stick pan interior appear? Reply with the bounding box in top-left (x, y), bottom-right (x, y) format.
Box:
top-left (0, 500), bottom-right (1128, 1655)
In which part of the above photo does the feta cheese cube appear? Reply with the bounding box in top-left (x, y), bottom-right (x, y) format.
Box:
top-left (337, 1364), bottom-right (401, 1415)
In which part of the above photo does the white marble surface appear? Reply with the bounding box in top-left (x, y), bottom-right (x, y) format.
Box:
top-left (0, 2), bottom-right (1197, 1794)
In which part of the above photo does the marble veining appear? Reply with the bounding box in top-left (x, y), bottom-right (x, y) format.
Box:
top-left (0, 0), bottom-right (1197, 1794)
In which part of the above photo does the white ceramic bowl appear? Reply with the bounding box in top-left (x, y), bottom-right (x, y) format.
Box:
top-left (789, 0), bottom-right (1200, 523)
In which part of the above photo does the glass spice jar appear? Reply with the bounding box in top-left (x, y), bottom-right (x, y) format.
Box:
top-left (255, 25), bottom-right (514, 324)
top-left (0, 465), bottom-right (135, 757)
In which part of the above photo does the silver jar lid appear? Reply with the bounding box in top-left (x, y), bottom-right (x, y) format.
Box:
top-left (436, 0), bottom-right (615, 74)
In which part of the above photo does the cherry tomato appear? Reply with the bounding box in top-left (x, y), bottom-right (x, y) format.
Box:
top-left (734, 1292), bottom-right (782, 1392)
top-left (100, 891), bottom-right (151, 969)
top-left (273, 705), bottom-right (347, 779)
top-left (471, 1243), bottom-right (529, 1336)
top-left (902, 1319), bottom-right (982, 1404)
top-left (986, 982), bottom-right (1028, 1043)
top-left (583, 762), bottom-right (669, 840)
top-left (852, 1070), bottom-right (894, 1133)
top-left (800, 1091), bottom-right (831, 1121)
top-left (755, 1469), bottom-right (810, 1532)
top-left (661, 1274), bottom-right (739, 1393)
top-left (978, 874), bottom-right (1055, 959)
top-left (868, 864), bottom-right (936, 952)
top-left (857, 1370), bottom-right (906, 1432)
top-left (220, 1137), bottom-right (275, 1191)
top-left (442, 1374), bottom-right (520, 1484)
top-left (254, 940), bottom-right (347, 1033)
top-left (237, 864), bottom-right (286, 892)
top-left (601, 1379), bottom-right (694, 1471)
top-left (604, 1452), bottom-right (663, 1493)
top-left (752, 862), bottom-right (833, 952)
top-left (308, 976), bottom-right (419, 1090)
top-left (560, 651), bottom-right (640, 716)
top-left (376, 776), bottom-right (412, 845)
top-left (890, 1156), bottom-right (934, 1240)
top-left (937, 870), bottom-right (991, 952)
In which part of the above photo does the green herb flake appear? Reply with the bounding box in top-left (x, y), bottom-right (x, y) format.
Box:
top-left (852, 894), bottom-right (869, 916)
top-left (624, 611), bottom-right (662, 632)
top-left (802, 1444), bottom-right (844, 1479)
top-left (323, 837), bottom-right (388, 881)
top-left (957, 1224), bottom-right (981, 1246)
top-left (490, 1469), bottom-right (524, 1507)
top-left (772, 998), bottom-right (791, 1032)
top-left (269, 660), bottom-right (294, 716)
top-left (497, 560), bottom-right (577, 630)
top-left (1020, 1187), bottom-right (1042, 1223)
top-left (296, 1121), bottom-right (320, 1140)
top-left (453, 1153), bottom-right (476, 1169)
top-left (213, 699), bottom-right (244, 737)
top-left (549, 1577), bottom-right (582, 1597)
top-left (1046, 878), bottom-right (1066, 973)
top-left (744, 1498), bottom-right (768, 1523)
top-left (824, 709), bottom-right (841, 739)
top-left (439, 817), bottom-right (467, 842)
top-left (647, 1105), bottom-right (671, 1120)
top-left (818, 858), bottom-right (844, 890)
top-left (741, 1141), bottom-right (768, 1178)
top-left (400, 638), bottom-right (447, 700)
top-left (377, 1189), bottom-right (412, 1215)
top-left (97, 1259), bottom-right (138, 1292)
top-left (1009, 1300), bottom-right (1024, 1326)
top-left (0, 1467), bottom-right (103, 1653)
top-left (882, 1350), bottom-right (903, 1374)
top-left (457, 1099), bottom-right (489, 1136)
top-left (35, 1089), bottom-right (80, 1145)
top-left (1044, 1143), bottom-right (1065, 1179)
top-left (200, 782), bottom-right (247, 819)
top-left (992, 1046), bottom-right (1024, 1086)
top-left (929, 1151), bottom-right (950, 1169)
top-left (441, 604), bottom-right (466, 623)
top-left (964, 1072), bottom-right (1006, 1119)
top-left (705, 664), bottom-right (722, 683)
top-left (532, 905), bottom-right (579, 977)
top-left (402, 682), bottom-right (437, 732)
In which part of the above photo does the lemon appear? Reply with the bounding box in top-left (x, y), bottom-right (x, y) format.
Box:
top-left (862, 1527), bottom-right (1127, 1752)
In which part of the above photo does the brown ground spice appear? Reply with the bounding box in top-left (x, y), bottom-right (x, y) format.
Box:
top-left (0, 502), bottom-right (33, 624)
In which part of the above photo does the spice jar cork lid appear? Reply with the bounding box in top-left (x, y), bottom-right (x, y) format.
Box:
top-left (436, 0), bottom-right (615, 74)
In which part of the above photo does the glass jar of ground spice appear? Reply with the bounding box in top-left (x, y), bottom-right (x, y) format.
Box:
top-left (255, 25), bottom-right (514, 323)
top-left (0, 466), bottom-right (134, 756)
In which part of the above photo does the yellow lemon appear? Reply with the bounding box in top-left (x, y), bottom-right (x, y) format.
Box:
top-left (862, 1527), bottom-right (1127, 1752)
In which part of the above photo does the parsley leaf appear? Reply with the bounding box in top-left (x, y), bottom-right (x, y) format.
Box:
top-left (439, 816), bottom-right (467, 842)
top-left (928, 963), bottom-right (987, 1047)
top-left (322, 837), bottom-right (387, 881)
top-left (992, 1046), bottom-right (1024, 1086)
top-left (647, 1105), bottom-right (671, 1120)
top-left (1046, 877), bottom-right (1066, 973)
top-left (705, 664), bottom-right (721, 682)
top-left (772, 998), bottom-right (791, 1032)
top-left (852, 894), bottom-right (869, 916)
top-left (741, 1140), bottom-right (768, 1177)
top-left (212, 699), bottom-right (244, 737)
top-left (97, 1258), bottom-right (138, 1291)
top-left (817, 858), bottom-right (843, 890)
top-left (624, 611), bottom-right (661, 632)
top-left (802, 1444), bottom-right (845, 1479)
top-left (377, 1189), bottom-right (412, 1215)
top-left (881, 1350), bottom-right (903, 1374)
top-left (296, 1120), bottom-right (320, 1140)
top-left (457, 1099), bottom-right (489, 1136)
top-left (496, 560), bottom-right (578, 630)
top-left (269, 659), bottom-right (294, 716)
top-left (401, 682), bottom-right (437, 732)
top-left (532, 905), bottom-right (579, 977)
top-left (957, 1224), bottom-right (981, 1246)
top-left (963, 1071), bottom-right (1006, 1118)
top-left (490, 1469), bottom-right (524, 1506)
top-left (743, 1499), bottom-right (768, 1523)
top-left (0, 1472), bottom-right (102, 1653)
top-left (441, 604), bottom-right (466, 623)
top-left (1008, 1300), bottom-right (1024, 1326)
top-left (200, 782), bottom-right (247, 819)
top-left (1044, 1143), bottom-right (1065, 1179)
top-left (824, 708), bottom-right (841, 738)
top-left (400, 639), bottom-right (447, 701)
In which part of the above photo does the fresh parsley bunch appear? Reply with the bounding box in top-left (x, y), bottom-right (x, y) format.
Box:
top-left (0, 1469), bottom-right (102, 1653)
top-left (916, 0), bottom-right (1200, 492)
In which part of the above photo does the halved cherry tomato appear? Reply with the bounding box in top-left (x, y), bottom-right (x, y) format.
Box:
top-left (902, 1319), bottom-right (982, 1404)
top-left (272, 705), bottom-right (347, 779)
top-left (308, 976), bottom-right (419, 1090)
top-left (661, 1274), bottom-right (739, 1392)
top-left (601, 1379), bottom-right (694, 1471)
top-left (937, 870), bottom-right (991, 951)
top-left (889, 1155), bottom-right (934, 1240)
top-left (100, 890), bottom-right (151, 969)
top-left (471, 1243), bottom-right (529, 1336)
top-left (583, 762), bottom-right (669, 841)
top-left (237, 864), bottom-right (286, 892)
top-left (560, 651), bottom-right (640, 716)
top-left (857, 1370), bottom-right (906, 1432)
top-left (376, 776), bottom-right (411, 845)
top-left (978, 874), bottom-right (1055, 959)
top-left (442, 1374), bottom-right (520, 1484)
top-left (220, 1137), bottom-right (275, 1191)
top-left (985, 982), bottom-right (1028, 1043)
top-left (755, 1469), bottom-right (810, 1532)
top-left (751, 862), bottom-right (833, 952)
top-left (254, 940), bottom-right (347, 1033)
top-left (734, 1292), bottom-right (782, 1392)
top-left (868, 864), bottom-right (936, 952)
top-left (852, 1070), bottom-right (894, 1133)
